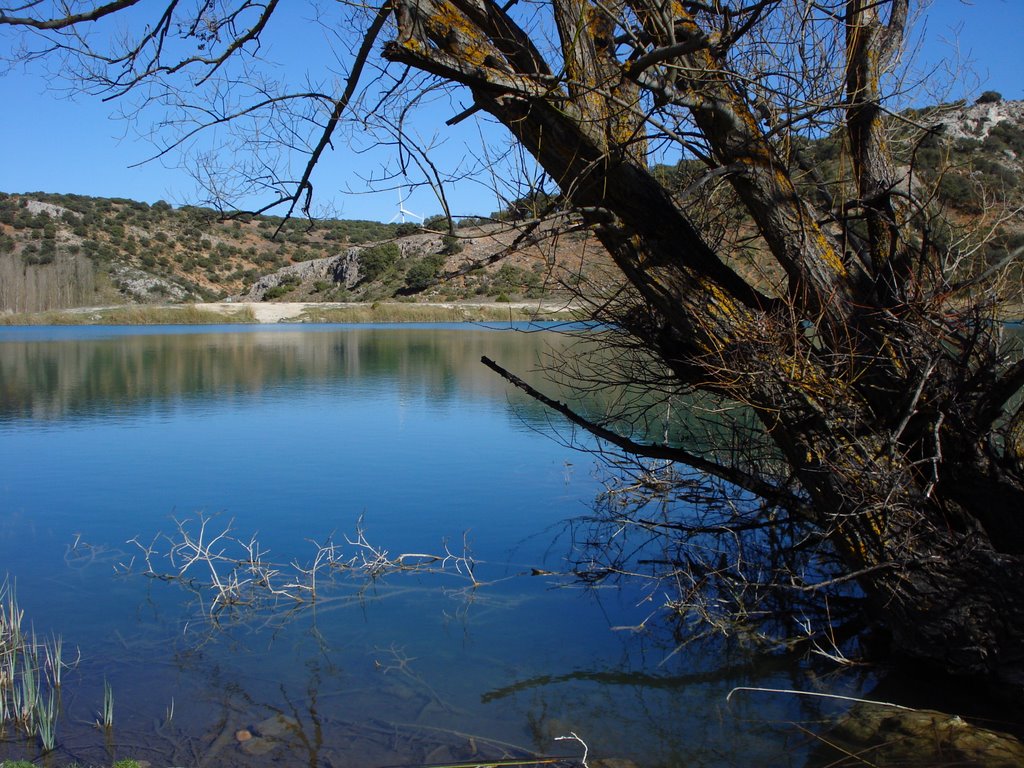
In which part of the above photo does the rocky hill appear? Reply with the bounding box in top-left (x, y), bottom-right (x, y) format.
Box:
top-left (0, 191), bottom-right (606, 314)
top-left (2, 96), bottom-right (1022, 315)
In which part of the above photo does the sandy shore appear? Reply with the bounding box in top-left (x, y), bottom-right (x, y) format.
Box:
top-left (196, 302), bottom-right (327, 323)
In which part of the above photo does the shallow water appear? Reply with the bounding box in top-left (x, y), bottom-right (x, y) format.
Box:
top-left (0, 323), bottom-right (870, 767)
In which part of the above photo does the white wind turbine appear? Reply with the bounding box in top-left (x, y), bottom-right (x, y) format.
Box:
top-left (388, 188), bottom-right (424, 224)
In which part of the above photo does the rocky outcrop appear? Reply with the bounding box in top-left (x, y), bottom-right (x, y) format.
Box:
top-left (111, 263), bottom-right (194, 302)
top-left (23, 199), bottom-right (75, 220)
top-left (931, 98), bottom-right (1024, 145)
top-left (239, 233), bottom-right (444, 301)
top-left (240, 252), bottom-right (351, 301)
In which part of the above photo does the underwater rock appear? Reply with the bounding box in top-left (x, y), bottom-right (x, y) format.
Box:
top-left (811, 704), bottom-right (1024, 767)
top-left (237, 713), bottom-right (300, 756)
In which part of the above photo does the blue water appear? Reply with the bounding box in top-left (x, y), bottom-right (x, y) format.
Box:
top-left (0, 324), bottom-right (860, 767)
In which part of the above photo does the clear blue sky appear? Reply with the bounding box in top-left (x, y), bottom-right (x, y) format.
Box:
top-left (1, 1), bottom-right (1021, 222)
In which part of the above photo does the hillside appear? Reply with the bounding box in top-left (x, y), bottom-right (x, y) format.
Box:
top-left (2, 95), bottom-right (1022, 316)
top-left (0, 191), bottom-right (609, 314)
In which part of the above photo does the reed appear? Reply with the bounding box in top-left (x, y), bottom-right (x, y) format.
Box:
top-left (298, 302), bottom-right (568, 323)
top-left (101, 678), bottom-right (114, 728)
top-left (0, 578), bottom-right (68, 749)
top-left (36, 690), bottom-right (57, 752)
top-left (0, 303), bottom-right (257, 325)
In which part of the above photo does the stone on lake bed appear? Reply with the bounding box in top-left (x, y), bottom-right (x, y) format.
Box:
top-left (237, 714), bottom-right (301, 755)
top-left (252, 713), bottom-right (299, 738)
top-left (240, 736), bottom-right (278, 756)
top-left (817, 704), bottom-right (1024, 767)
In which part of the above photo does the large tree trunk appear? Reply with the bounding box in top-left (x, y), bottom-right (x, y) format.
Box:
top-left (381, 0), bottom-right (1024, 684)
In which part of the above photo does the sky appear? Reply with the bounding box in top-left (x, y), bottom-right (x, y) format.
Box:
top-left (1, 0), bottom-right (1022, 223)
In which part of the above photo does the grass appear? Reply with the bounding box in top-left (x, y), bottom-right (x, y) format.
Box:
top-left (0, 578), bottom-right (65, 751)
top-left (100, 679), bottom-right (113, 729)
top-left (0, 299), bottom-right (585, 325)
top-left (0, 300), bottom-right (586, 325)
top-left (0, 304), bottom-right (256, 325)
top-left (298, 301), bottom-right (574, 323)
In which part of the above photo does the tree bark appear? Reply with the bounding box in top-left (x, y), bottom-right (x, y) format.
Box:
top-left (380, 0), bottom-right (1024, 684)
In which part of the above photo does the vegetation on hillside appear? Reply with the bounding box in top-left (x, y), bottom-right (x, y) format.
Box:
top-left (2, 99), bottom-right (1022, 317)
top-left (0, 191), bottom-right (596, 312)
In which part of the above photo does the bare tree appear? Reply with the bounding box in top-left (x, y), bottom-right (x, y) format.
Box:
top-left (5, 0), bottom-right (1024, 687)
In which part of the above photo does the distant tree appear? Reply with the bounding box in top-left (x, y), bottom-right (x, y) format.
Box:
top-left (358, 243), bottom-right (401, 283)
top-left (977, 90), bottom-right (1003, 104)
top-left (394, 223), bottom-right (421, 237)
top-left (403, 253), bottom-right (446, 292)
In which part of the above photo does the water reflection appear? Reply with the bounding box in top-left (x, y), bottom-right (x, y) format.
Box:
top-left (0, 325), bottom-right (868, 767)
top-left (0, 324), bottom-right (587, 426)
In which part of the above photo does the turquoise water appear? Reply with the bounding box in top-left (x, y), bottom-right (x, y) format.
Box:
top-left (0, 324), bottom-right (862, 767)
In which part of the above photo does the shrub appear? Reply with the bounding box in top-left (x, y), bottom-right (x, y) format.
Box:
top-left (359, 242), bottom-right (401, 282)
top-left (936, 172), bottom-right (981, 212)
top-left (263, 283), bottom-right (293, 300)
top-left (404, 253), bottom-right (446, 291)
top-left (441, 234), bottom-right (463, 255)
top-left (22, 246), bottom-right (55, 265)
top-left (976, 90), bottom-right (1003, 104)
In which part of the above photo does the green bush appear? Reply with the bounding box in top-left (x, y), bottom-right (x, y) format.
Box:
top-left (936, 172), bottom-right (981, 212)
top-left (22, 245), bottom-right (55, 265)
top-left (404, 253), bottom-right (446, 291)
top-left (441, 234), bottom-right (463, 255)
top-left (263, 284), bottom-right (293, 300)
top-left (359, 242), bottom-right (401, 282)
top-left (394, 222), bottom-right (420, 237)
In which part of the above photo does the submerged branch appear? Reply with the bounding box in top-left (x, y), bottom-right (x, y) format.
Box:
top-left (481, 355), bottom-right (808, 514)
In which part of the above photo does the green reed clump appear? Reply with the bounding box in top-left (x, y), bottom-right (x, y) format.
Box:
top-left (0, 578), bottom-right (65, 751)
top-left (101, 678), bottom-right (114, 729)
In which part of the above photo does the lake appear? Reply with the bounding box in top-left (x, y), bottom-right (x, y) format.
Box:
top-left (0, 323), bottom-right (874, 767)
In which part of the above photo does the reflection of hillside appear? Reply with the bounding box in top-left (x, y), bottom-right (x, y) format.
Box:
top-left (0, 326), bottom-right (592, 424)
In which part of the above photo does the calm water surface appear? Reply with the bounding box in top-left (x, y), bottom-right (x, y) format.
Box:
top-left (0, 324), bottom-right (867, 767)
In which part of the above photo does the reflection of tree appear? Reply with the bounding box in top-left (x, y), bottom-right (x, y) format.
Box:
top-left (37, 561), bottom-right (559, 768)
top-left (0, 327), bottom-right (585, 423)
top-left (485, 649), bottom-right (841, 767)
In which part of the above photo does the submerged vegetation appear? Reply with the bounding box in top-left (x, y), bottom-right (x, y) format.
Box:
top-left (113, 513), bottom-right (480, 624)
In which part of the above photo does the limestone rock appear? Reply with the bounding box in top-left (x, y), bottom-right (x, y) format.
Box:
top-left (812, 704), bottom-right (1024, 767)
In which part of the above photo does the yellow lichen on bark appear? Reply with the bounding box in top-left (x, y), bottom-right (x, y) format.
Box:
top-left (426, 2), bottom-right (494, 66)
